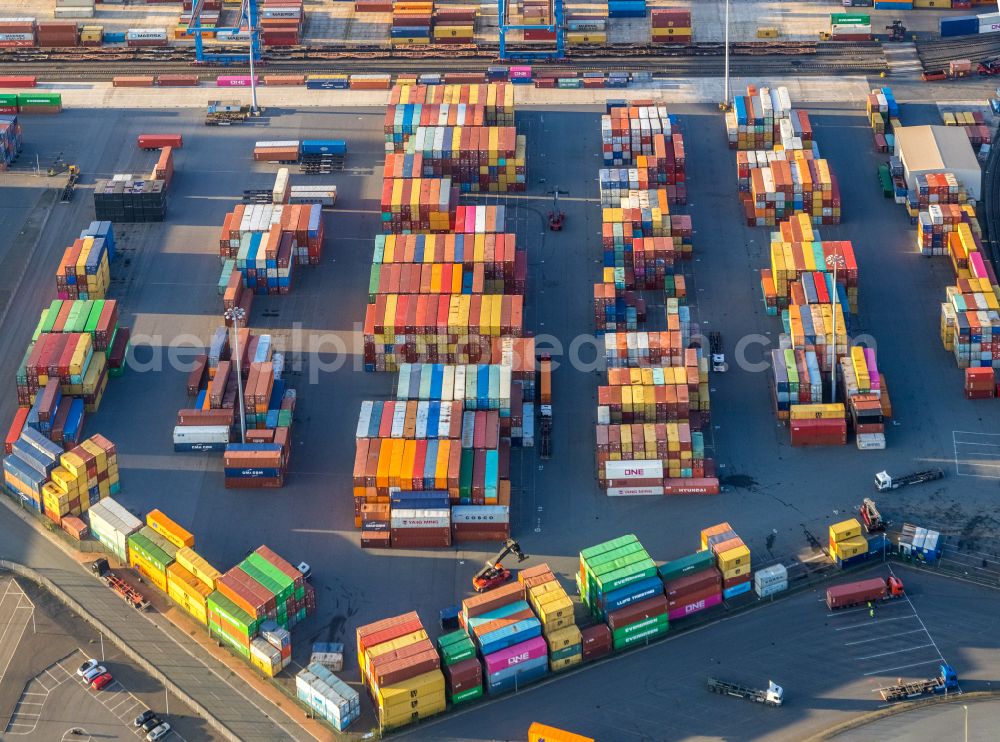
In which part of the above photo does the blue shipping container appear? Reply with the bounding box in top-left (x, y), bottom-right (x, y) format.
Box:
top-left (722, 581), bottom-right (752, 600)
top-left (940, 15), bottom-right (978, 37)
top-left (301, 140), bottom-right (347, 155)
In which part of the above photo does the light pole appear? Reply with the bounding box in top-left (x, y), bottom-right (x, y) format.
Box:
top-left (247, 12), bottom-right (260, 116)
top-left (825, 252), bottom-right (846, 404)
top-left (964, 704), bottom-right (968, 742)
top-left (224, 306), bottom-right (248, 443)
top-left (723, 0), bottom-right (731, 109)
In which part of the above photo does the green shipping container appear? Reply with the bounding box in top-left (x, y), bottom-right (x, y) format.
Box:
top-left (550, 643), bottom-right (582, 662)
top-left (238, 560), bottom-right (285, 601)
top-left (438, 631), bottom-right (476, 665)
top-left (557, 78), bottom-right (583, 89)
top-left (85, 300), bottom-right (105, 334)
top-left (658, 550), bottom-right (716, 583)
top-left (594, 558), bottom-right (658, 595)
top-left (17, 92), bottom-right (62, 106)
top-left (459, 448), bottom-right (474, 501)
top-left (207, 591), bottom-right (260, 637)
top-left (830, 13), bottom-right (870, 25)
top-left (613, 619), bottom-right (669, 650)
top-left (611, 612), bottom-right (669, 641)
top-left (450, 685), bottom-right (483, 704)
top-left (580, 534), bottom-right (638, 563)
top-left (0, 93), bottom-right (17, 107)
top-left (127, 529), bottom-right (176, 571)
top-left (209, 620), bottom-right (252, 658)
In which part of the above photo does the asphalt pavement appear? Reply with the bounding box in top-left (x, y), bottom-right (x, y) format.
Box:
top-left (0, 505), bottom-right (300, 741)
top-left (1, 85), bottom-right (999, 739)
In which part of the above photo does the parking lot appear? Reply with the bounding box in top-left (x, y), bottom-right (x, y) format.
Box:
top-left (0, 576), bottom-right (216, 741)
top-left (2, 85), bottom-right (1000, 735)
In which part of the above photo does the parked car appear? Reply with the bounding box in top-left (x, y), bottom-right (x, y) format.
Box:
top-left (82, 665), bottom-right (107, 683)
top-left (90, 672), bottom-right (114, 691)
top-left (76, 659), bottom-right (99, 677)
top-left (134, 709), bottom-right (156, 728)
top-left (141, 717), bottom-right (163, 734)
top-left (146, 722), bottom-right (172, 741)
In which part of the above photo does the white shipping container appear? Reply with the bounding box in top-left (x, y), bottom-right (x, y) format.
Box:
top-left (753, 563), bottom-right (788, 587)
top-left (126, 28), bottom-right (168, 40)
top-left (604, 460), bottom-right (664, 481)
top-left (450, 505), bottom-right (509, 524)
top-left (755, 580), bottom-right (788, 598)
top-left (256, 140), bottom-right (299, 149)
top-left (310, 652), bottom-right (344, 671)
top-left (173, 425), bottom-right (231, 443)
top-left (607, 486), bottom-right (664, 496)
top-left (390, 508), bottom-right (450, 528)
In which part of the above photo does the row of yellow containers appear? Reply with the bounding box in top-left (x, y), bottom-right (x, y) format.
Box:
top-left (433, 26), bottom-right (474, 39)
top-left (789, 403), bottom-right (845, 421)
top-left (829, 518), bottom-right (867, 560)
top-left (522, 571), bottom-right (581, 673)
top-left (163, 546), bottom-right (221, 625)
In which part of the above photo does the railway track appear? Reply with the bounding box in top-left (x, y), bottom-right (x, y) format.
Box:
top-left (916, 35), bottom-right (1000, 71)
top-left (0, 41), bottom-right (887, 80)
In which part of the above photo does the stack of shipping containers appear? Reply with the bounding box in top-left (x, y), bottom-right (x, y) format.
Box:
top-left (699, 522), bottom-right (752, 600)
top-left (0, 114), bottom-right (22, 170)
top-left (728, 85), bottom-right (893, 449)
top-left (354, 83), bottom-right (533, 549)
top-left (593, 103), bottom-right (717, 497)
top-left (659, 549), bottom-right (722, 620)
top-left (519, 564), bottom-right (581, 672)
top-left (356, 612), bottom-right (446, 731)
top-left (86, 497), bottom-right (142, 562)
top-left (295, 662), bottom-right (361, 731)
top-left (579, 535), bottom-right (667, 650)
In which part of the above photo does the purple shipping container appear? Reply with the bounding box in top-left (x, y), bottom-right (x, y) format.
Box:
top-left (666, 591), bottom-right (722, 620)
top-left (483, 636), bottom-right (546, 675)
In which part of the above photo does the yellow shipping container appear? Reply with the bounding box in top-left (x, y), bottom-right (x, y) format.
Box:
top-left (147, 509), bottom-right (195, 549)
top-left (721, 563), bottom-right (750, 580)
top-left (365, 629), bottom-right (428, 679)
top-left (550, 654), bottom-right (582, 672)
top-left (130, 552), bottom-right (168, 592)
top-left (377, 669), bottom-right (445, 708)
top-left (829, 518), bottom-right (862, 543)
top-left (166, 563), bottom-right (210, 625)
top-left (175, 547), bottom-right (220, 590)
top-left (789, 403), bottom-right (845, 420)
top-left (544, 625), bottom-right (582, 651)
top-left (380, 696), bottom-right (446, 730)
top-left (535, 592), bottom-right (573, 623)
top-left (833, 534), bottom-right (868, 559)
top-left (567, 32), bottom-right (607, 44)
top-left (716, 545), bottom-right (751, 572)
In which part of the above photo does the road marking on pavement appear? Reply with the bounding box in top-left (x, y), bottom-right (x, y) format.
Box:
top-left (863, 658), bottom-right (946, 677)
top-left (0, 579), bottom-right (34, 686)
top-left (827, 600), bottom-right (910, 618)
top-left (855, 643), bottom-right (936, 662)
top-left (953, 430), bottom-right (1000, 479)
top-left (835, 614), bottom-right (918, 631)
top-left (843, 629), bottom-right (926, 647)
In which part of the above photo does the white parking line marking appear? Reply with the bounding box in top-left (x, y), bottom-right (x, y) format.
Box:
top-left (835, 614), bottom-right (918, 631)
top-left (844, 629), bottom-right (927, 647)
top-left (855, 643), bottom-right (936, 661)
top-left (863, 658), bottom-right (946, 677)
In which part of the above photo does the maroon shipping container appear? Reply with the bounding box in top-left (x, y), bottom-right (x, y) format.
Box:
top-left (722, 573), bottom-right (751, 590)
top-left (790, 418), bottom-right (847, 447)
top-left (187, 354), bottom-right (208, 396)
top-left (607, 595), bottom-right (668, 631)
top-left (666, 584), bottom-right (720, 611)
top-left (826, 578), bottom-right (889, 610)
top-left (176, 408), bottom-right (234, 426)
top-left (157, 74), bottom-right (200, 87)
top-left (357, 612), bottom-right (421, 654)
top-left (663, 567), bottom-right (721, 600)
top-left (444, 657), bottom-right (481, 694)
top-left (369, 638), bottom-right (435, 672)
top-left (372, 647), bottom-right (441, 687)
top-left (137, 133), bottom-right (183, 150)
top-left (580, 623), bottom-right (612, 660)
top-left (452, 524), bottom-right (511, 543)
top-left (390, 527), bottom-right (452, 549)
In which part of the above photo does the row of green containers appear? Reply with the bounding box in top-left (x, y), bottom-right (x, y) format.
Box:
top-left (0, 93), bottom-right (62, 115)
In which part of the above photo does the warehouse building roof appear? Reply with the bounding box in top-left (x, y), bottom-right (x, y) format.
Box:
top-left (896, 125), bottom-right (980, 175)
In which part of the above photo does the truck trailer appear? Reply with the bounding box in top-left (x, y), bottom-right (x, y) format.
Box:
top-left (826, 576), bottom-right (903, 610)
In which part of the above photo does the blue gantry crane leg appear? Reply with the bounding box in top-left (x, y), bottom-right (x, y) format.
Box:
top-left (498, 0), bottom-right (564, 60)
top-left (191, 0), bottom-right (262, 65)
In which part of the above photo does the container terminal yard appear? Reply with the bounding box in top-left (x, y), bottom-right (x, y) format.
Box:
top-left (3, 1), bottom-right (1000, 741)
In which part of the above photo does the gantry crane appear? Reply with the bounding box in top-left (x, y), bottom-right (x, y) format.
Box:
top-left (499, 0), bottom-right (565, 60)
top-left (190, 0), bottom-right (262, 65)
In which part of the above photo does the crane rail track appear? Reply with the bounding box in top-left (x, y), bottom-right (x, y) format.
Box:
top-left (0, 41), bottom-right (888, 80)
